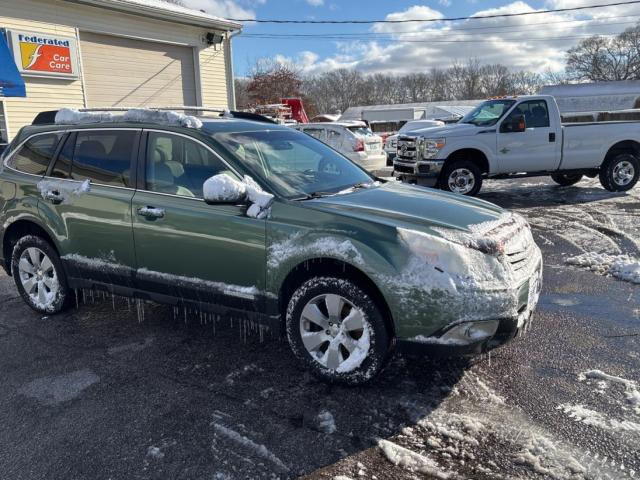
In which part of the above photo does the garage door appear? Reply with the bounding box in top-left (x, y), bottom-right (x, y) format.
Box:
top-left (80, 32), bottom-right (197, 107)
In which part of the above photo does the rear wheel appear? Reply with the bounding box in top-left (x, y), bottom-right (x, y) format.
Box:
top-left (286, 277), bottom-right (391, 385)
top-left (440, 160), bottom-right (483, 196)
top-left (551, 173), bottom-right (583, 186)
top-left (599, 153), bottom-right (639, 192)
top-left (11, 235), bottom-right (72, 314)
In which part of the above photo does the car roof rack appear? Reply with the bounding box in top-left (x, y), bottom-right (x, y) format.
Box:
top-left (32, 106), bottom-right (277, 125)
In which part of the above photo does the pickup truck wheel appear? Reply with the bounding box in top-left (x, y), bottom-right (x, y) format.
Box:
top-left (551, 173), bottom-right (583, 186)
top-left (286, 277), bottom-right (391, 385)
top-left (11, 235), bottom-right (72, 314)
top-left (599, 153), bottom-right (639, 192)
top-left (441, 160), bottom-right (483, 196)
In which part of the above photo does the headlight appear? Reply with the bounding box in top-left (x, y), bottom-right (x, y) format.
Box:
top-left (398, 228), bottom-right (508, 286)
top-left (419, 138), bottom-right (446, 159)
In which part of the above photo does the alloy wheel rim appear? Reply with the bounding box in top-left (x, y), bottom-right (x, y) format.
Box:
top-left (18, 247), bottom-right (59, 308)
top-left (613, 161), bottom-right (635, 186)
top-left (448, 168), bottom-right (475, 194)
top-left (299, 293), bottom-right (370, 371)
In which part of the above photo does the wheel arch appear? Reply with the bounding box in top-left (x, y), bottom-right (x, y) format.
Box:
top-left (2, 218), bottom-right (60, 276)
top-left (603, 140), bottom-right (640, 164)
top-left (444, 148), bottom-right (490, 176)
top-left (278, 257), bottom-right (396, 338)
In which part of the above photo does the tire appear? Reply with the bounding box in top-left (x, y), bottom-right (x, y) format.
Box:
top-left (285, 277), bottom-right (391, 385)
top-left (551, 173), bottom-right (583, 186)
top-left (599, 153), bottom-right (639, 192)
top-left (11, 235), bottom-right (72, 314)
top-left (440, 160), bottom-right (483, 196)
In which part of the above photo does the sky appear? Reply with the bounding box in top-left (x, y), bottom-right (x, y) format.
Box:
top-left (179, 0), bottom-right (640, 76)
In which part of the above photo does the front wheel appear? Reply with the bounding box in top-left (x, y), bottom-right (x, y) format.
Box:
top-left (440, 160), bottom-right (483, 196)
top-left (599, 153), bottom-right (639, 192)
top-left (11, 235), bottom-right (72, 314)
top-left (286, 277), bottom-right (391, 385)
top-left (551, 173), bottom-right (583, 186)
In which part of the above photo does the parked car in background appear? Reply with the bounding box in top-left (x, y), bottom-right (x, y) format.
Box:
top-left (395, 95), bottom-right (640, 196)
top-left (0, 109), bottom-right (541, 385)
top-left (294, 121), bottom-right (386, 172)
top-left (384, 119), bottom-right (445, 165)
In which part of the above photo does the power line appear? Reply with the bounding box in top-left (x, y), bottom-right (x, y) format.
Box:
top-left (229, 0), bottom-right (640, 24)
top-left (239, 14), bottom-right (640, 38)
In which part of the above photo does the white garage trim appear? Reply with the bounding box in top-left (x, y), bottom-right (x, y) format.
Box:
top-left (0, 101), bottom-right (10, 143)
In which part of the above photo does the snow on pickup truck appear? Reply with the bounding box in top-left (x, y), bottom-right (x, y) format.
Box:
top-left (394, 95), bottom-right (640, 196)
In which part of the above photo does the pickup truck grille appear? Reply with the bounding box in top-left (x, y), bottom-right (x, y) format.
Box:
top-left (396, 136), bottom-right (419, 163)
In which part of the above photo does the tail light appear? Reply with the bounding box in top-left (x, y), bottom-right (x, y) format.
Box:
top-left (354, 139), bottom-right (365, 152)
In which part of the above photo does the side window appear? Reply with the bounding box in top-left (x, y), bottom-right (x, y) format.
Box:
top-left (50, 134), bottom-right (74, 179)
top-left (504, 101), bottom-right (550, 129)
top-left (8, 133), bottom-right (62, 175)
top-left (145, 132), bottom-right (235, 198)
top-left (71, 130), bottom-right (136, 187)
top-left (304, 128), bottom-right (326, 141)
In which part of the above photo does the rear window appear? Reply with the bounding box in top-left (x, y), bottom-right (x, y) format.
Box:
top-left (346, 126), bottom-right (374, 136)
top-left (7, 133), bottom-right (62, 175)
top-left (70, 130), bottom-right (136, 187)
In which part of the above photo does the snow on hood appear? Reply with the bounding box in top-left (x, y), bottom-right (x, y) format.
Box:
top-left (55, 108), bottom-right (203, 129)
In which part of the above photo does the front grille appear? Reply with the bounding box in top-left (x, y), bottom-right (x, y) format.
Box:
top-left (396, 135), bottom-right (419, 163)
top-left (504, 228), bottom-right (537, 275)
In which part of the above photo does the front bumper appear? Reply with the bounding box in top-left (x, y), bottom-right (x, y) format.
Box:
top-left (398, 260), bottom-right (543, 357)
top-left (393, 159), bottom-right (445, 187)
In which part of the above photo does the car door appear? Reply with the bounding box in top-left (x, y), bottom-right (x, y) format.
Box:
top-left (131, 130), bottom-right (266, 312)
top-left (39, 128), bottom-right (140, 287)
top-left (496, 100), bottom-right (561, 173)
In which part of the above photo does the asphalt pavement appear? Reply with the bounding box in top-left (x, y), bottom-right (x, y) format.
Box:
top-left (0, 177), bottom-right (638, 480)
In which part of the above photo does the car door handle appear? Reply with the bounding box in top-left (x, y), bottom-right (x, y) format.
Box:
top-left (43, 190), bottom-right (64, 205)
top-left (549, 133), bottom-right (556, 142)
top-left (137, 206), bottom-right (165, 219)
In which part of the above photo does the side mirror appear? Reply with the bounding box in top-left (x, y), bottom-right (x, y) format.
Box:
top-left (501, 115), bottom-right (526, 133)
top-left (203, 174), bottom-right (247, 204)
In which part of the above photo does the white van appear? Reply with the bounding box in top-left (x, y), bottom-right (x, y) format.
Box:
top-left (294, 121), bottom-right (386, 172)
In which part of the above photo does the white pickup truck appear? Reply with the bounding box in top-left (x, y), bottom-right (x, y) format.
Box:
top-left (394, 95), bottom-right (640, 196)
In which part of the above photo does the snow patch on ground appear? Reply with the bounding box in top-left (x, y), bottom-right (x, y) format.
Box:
top-left (146, 446), bottom-right (165, 460)
top-left (557, 404), bottom-right (640, 433)
top-left (579, 370), bottom-right (640, 414)
top-left (566, 252), bottom-right (640, 284)
top-left (317, 410), bottom-right (337, 434)
top-left (55, 108), bottom-right (202, 129)
top-left (212, 423), bottom-right (289, 472)
top-left (37, 179), bottom-right (90, 205)
top-left (378, 439), bottom-right (452, 478)
top-left (18, 369), bottom-right (99, 405)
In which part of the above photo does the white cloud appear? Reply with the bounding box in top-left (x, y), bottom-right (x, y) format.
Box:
top-left (438, 0), bottom-right (452, 6)
top-left (306, 0), bottom-right (325, 6)
top-left (276, 1), bottom-right (640, 76)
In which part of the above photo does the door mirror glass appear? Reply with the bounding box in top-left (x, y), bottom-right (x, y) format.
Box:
top-left (203, 173), bottom-right (247, 204)
top-left (501, 115), bottom-right (526, 133)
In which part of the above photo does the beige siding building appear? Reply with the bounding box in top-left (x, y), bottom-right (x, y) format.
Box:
top-left (0, 0), bottom-right (241, 142)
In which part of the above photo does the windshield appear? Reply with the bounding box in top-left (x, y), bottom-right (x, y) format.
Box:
top-left (212, 129), bottom-right (375, 199)
top-left (346, 126), bottom-right (374, 136)
top-left (460, 99), bottom-right (516, 127)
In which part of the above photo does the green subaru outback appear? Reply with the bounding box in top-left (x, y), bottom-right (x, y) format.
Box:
top-left (0, 109), bottom-right (542, 384)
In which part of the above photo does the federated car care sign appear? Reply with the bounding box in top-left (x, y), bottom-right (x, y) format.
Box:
top-left (9, 31), bottom-right (79, 78)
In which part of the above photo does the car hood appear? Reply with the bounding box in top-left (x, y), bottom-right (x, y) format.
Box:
top-left (304, 181), bottom-right (505, 234)
top-left (401, 123), bottom-right (484, 139)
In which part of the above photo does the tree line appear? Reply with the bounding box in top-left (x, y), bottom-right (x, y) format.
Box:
top-left (235, 23), bottom-right (640, 117)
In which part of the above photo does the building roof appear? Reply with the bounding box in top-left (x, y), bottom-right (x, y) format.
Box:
top-left (63, 0), bottom-right (242, 30)
top-left (539, 81), bottom-right (640, 113)
top-left (340, 100), bottom-right (481, 121)
top-left (540, 80), bottom-right (640, 97)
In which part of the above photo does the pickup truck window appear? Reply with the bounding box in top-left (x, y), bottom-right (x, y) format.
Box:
top-left (504, 100), bottom-right (550, 129)
top-left (460, 99), bottom-right (516, 127)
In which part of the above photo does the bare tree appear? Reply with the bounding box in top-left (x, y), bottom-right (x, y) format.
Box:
top-left (566, 25), bottom-right (640, 81)
top-left (246, 58), bottom-right (303, 106)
